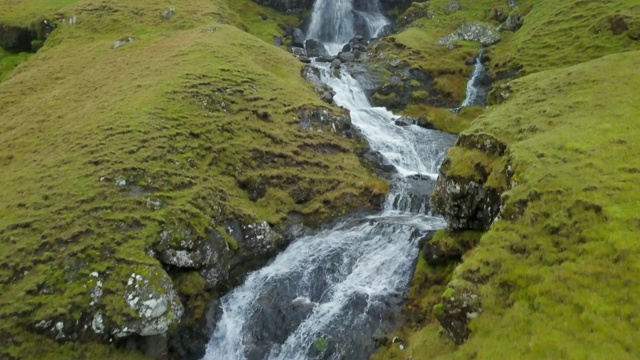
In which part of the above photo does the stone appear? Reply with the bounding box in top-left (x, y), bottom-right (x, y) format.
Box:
top-left (444, 1), bottom-right (461, 15)
top-left (273, 37), bottom-right (283, 46)
top-left (154, 225), bottom-right (232, 289)
top-left (290, 47), bottom-right (307, 57)
top-left (160, 7), bottom-right (176, 20)
top-left (115, 269), bottom-right (184, 338)
top-left (338, 51), bottom-right (355, 63)
top-left (504, 11), bottom-right (523, 32)
top-left (330, 58), bottom-right (342, 68)
top-left (298, 107), bottom-right (352, 137)
top-left (292, 27), bottom-right (305, 48)
top-left (113, 37), bottom-right (134, 49)
top-left (315, 56), bottom-right (335, 63)
top-left (435, 282), bottom-right (482, 345)
top-left (438, 22), bottom-right (500, 48)
top-left (304, 39), bottom-right (329, 57)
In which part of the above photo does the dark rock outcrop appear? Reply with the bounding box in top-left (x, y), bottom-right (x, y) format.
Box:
top-left (430, 133), bottom-right (510, 232)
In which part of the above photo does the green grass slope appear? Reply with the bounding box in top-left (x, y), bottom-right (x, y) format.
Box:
top-left (0, 0), bottom-right (384, 358)
top-left (379, 49), bottom-right (640, 360)
top-left (374, 1), bottom-right (640, 359)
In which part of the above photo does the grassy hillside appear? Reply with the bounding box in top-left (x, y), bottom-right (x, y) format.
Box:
top-left (0, 0), bottom-right (384, 358)
top-left (374, 0), bottom-right (640, 359)
top-left (369, 0), bottom-right (640, 134)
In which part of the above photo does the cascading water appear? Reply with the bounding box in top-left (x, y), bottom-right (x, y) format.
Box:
top-left (455, 49), bottom-right (492, 112)
top-left (204, 2), bottom-right (456, 359)
top-left (307, 0), bottom-right (389, 54)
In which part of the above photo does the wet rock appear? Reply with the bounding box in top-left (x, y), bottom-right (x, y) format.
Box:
top-left (331, 58), bottom-right (342, 68)
top-left (338, 51), bottom-right (356, 63)
top-left (377, 24), bottom-right (394, 38)
top-left (290, 46), bottom-right (307, 57)
top-left (438, 22), bottom-right (500, 49)
top-left (434, 282), bottom-right (482, 345)
top-left (361, 149), bottom-right (398, 175)
top-left (273, 37), bottom-right (283, 46)
top-left (304, 39), bottom-right (329, 57)
top-left (169, 299), bottom-right (222, 359)
top-left (292, 27), bottom-right (305, 48)
top-left (301, 65), bottom-right (336, 104)
top-left (315, 55), bottom-right (335, 63)
top-left (444, 1), bottom-right (461, 15)
top-left (394, 116), bottom-right (418, 126)
top-left (227, 220), bottom-right (284, 263)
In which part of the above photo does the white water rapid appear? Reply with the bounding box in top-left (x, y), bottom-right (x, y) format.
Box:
top-left (204, 2), bottom-right (456, 359)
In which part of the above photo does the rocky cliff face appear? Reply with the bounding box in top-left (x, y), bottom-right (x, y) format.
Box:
top-left (431, 133), bottom-right (510, 232)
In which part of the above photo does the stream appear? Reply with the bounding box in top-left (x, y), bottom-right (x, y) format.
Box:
top-left (203, 1), bottom-right (458, 359)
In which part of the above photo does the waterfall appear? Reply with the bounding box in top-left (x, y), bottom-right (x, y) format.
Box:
top-left (307, 0), bottom-right (390, 54)
top-left (456, 49), bottom-right (492, 111)
top-left (203, 2), bottom-right (456, 359)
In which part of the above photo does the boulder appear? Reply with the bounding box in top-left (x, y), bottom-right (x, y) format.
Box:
top-left (304, 39), bottom-right (329, 57)
top-left (112, 268), bottom-right (184, 338)
top-left (298, 107), bottom-right (353, 137)
top-left (438, 22), bottom-right (500, 48)
top-left (444, 1), bottom-right (461, 15)
top-left (338, 51), bottom-right (356, 63)
top-left (504, 11), bottom-right (523, 32)
top-left (155, 225), bottom-right (232, 289)
top-left (292, 27), bottom-right (305, 47)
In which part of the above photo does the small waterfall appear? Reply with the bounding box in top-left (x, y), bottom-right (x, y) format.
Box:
top-left (455, 49), bottom-right (492, 112)
top-left (203, 2), bottom-right (456, 359)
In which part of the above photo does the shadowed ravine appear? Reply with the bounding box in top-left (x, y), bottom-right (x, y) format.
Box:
top-left (204, 1), bottom-right (456, 359)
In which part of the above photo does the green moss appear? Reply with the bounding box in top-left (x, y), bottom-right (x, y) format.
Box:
top-left (174, 271), bottom-right (207, 297)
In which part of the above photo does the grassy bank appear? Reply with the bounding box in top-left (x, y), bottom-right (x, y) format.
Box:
top-left (375, 0), bottom-right (640, 358)
top-left (0, 0), bottom-right (383, 358)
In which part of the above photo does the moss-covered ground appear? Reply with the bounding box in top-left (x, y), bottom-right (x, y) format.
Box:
top-left (0, 0), bottom-right (384, 358)
top-left (374, 0), bottom-right (640, 359)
